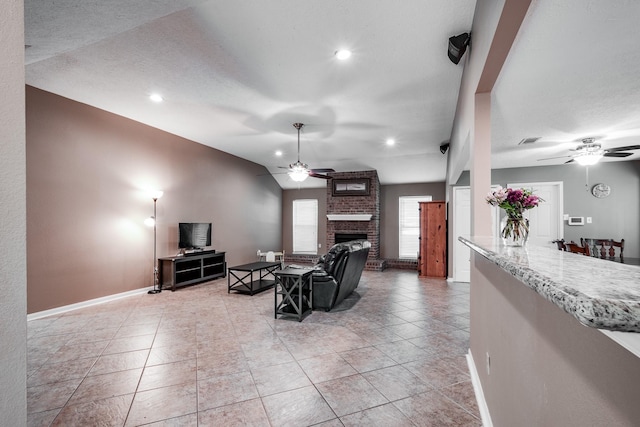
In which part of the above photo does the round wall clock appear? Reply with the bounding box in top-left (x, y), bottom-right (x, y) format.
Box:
top-left (591, 183), bottom-right (611, 198)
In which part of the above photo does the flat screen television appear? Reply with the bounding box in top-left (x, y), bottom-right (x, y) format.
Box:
top-left (178, 222), bottom-right (212, 249)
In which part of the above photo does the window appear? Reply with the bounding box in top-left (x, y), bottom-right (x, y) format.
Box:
top-left (293, 199), bottom-right (318, 254)
top-left (399, 195), bottom-right (432, 258)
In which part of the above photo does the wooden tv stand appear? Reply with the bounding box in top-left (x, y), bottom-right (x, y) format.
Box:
top-left (159, 251), bottom-right (226, 291)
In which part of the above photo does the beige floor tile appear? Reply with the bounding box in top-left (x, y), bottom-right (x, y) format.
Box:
top-left (27, 408), bottom-right (60, 427)
top-left (88, 349), bottom-right (149, 376)
top-left (197, 371), bottom-right (259, 412)
top-left (27, 357), bottom-right (97, 387)
top-left (297, 352), bottom-right (357, 383)
top-left (102, 334), bottom-right (155, 355)
top-left (138, 358), bottom-right (197, 391)
top-left (198, 398), bottom-right (270, 427)
top-left (340, 403), bottom-right (415, 427)
top-left (27, 378), bottom-right (83, 413)
top-left (393, 390), bottom-right (482, 426)
top-left (261, 385), bottom-right (336, 427)
top-left (147, 343), bottom-right (197, 366)
top-left (51, 393), bottom-right (133, 426)
top-left (196, 351), bottom-right (250, 380)
top-left (316, 373), bottom-right (388, 417)
top-left (362, 364), bottom-right (432, 401)
top-left (143, 412), bottom-right (197, 426)
top-left (339, 346), bottom-right (397, 373)
top-left (251, 360), bottom-right (312, 396)
top-left (68, 368), bottom-right (142, 406)
top-left (26, 270), bottom-right (476, 425)
top-left (125, 382), bottom-right (197, 426)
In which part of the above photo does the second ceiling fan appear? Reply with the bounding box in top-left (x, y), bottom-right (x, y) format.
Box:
top-left (538, 137), bottom-right (640, 165)
top-left (281, 123), bottom-right (335, 182)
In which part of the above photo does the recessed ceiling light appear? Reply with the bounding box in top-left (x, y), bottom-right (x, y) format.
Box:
top-left (149, 93), bottom-right (163, 103)
top-left (275, 150), bottom-right (283, 157)
top-left (335, 49), bottom-right (352, 60)
top-left (386, 139), bottom-right (395, 146)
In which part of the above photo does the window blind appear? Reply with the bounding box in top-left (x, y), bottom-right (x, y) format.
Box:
top-left (399, 196), bottom-right (432, 258)
top-left (293, 199), bottom-right (318, 254)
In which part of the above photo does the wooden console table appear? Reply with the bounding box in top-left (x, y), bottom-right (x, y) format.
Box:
top-left (159, 251), bottom-right (226, 291)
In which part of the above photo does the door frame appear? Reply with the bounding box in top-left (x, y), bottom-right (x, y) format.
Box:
top-left (451, 185), bottom-right (500, 282)
top-left (507, 181), bottom-right (564, 243)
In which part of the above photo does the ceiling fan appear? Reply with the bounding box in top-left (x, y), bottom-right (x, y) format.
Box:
top-left (280, 122), bottom-right (335, 182)
top-left (538, 137), bottom-right (640, 166)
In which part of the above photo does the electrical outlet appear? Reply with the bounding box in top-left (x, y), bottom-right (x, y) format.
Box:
top-left (587, 217), bottom-right (592, 224)
top-left (563, 214), bottom-right (569, 220)
top-left (486, 352), bottom-right (491, 375)
top-left (318, 243), bottom-right (322, 248)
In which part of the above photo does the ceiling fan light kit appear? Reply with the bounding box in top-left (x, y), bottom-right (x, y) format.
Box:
top-left (288, 162), bottom-right (310, 182)
top-left (574, 152), bottom-right (604, 166)
top-left (282, 123), bottom-right (335, 182)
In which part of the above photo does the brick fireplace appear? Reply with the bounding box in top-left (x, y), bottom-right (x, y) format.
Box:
top-left (326, 170), bottom-right (386, 271)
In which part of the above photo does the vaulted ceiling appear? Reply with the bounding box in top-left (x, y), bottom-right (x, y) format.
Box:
top-left (24, 1), bottom-right (640, 189)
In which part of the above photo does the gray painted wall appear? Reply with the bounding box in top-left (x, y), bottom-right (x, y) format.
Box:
top-left (456, 161), bottom-right (640, 257)
top-left (380, 183), bottom-right (446, 259)
top-left (282, 182), bottom-right (446, 259)
top-left (1, 0), bottom-right (27, 423)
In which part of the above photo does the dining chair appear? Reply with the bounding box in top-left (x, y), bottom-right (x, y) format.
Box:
top-left (565, 242), bottom-right (591, 256)
top-left (552, 239), bottom-right (567, 251)
top-left (595, 239), bottom-right (624, 259)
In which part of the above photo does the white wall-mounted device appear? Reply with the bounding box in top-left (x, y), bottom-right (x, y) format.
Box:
top-left (568, 216), bottom-right (584, 226)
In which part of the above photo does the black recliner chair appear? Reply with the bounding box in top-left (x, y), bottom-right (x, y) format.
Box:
top-left (312, 240), bottom-right (370, 311)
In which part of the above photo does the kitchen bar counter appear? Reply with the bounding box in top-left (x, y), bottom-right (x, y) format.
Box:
top-left (459, 236), bottom-right (640, 332)
top-left (461, 236), bottom-right (640, 426)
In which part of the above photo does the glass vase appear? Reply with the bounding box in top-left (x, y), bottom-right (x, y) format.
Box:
top-left (500, 216), bottom-right (529, 247)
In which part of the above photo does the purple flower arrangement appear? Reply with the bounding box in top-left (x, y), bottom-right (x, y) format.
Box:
top-left (486, 186), bottom-right (543, 245)
top-left (486, 186), bottom-right (542, 219)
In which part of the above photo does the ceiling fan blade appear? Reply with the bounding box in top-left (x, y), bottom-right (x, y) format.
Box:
top-left (605, 145), bottom-right (640, 152)
top-left (564, 159), bottom-right (575, 164)
top-left (603, 152), bottom-right (633, 158)
top-left (537, 155), bottom-right (573, 161)
top-left (310, 168), bottom-right (335, 173)
top-left (308, 172), bottom-right (332, 179)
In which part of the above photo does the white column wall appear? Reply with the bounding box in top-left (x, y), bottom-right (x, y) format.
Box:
top-left (0, 0), bottom-right (27, 424)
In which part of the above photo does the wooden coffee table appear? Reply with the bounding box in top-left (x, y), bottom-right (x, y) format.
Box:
top-left (227, 261), bottom-right (281, 295)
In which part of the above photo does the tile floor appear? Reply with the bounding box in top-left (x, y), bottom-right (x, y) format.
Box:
top-left (26, 268), bottom-right (481, 426)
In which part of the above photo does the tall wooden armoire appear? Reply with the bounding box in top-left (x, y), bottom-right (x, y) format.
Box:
top-left (418, 201), bottom-right (447, 277)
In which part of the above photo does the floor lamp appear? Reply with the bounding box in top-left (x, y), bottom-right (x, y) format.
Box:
top-left (145, 190), bottom-right (163, 294)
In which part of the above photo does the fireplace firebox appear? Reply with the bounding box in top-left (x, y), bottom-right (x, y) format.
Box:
top-left (334, 233), bottom-right (367, 244)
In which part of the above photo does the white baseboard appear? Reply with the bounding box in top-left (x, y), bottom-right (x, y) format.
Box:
top-left (466, 349), bottom-right (493, 427)
top-left (27, 286), bottom-right (154, 321)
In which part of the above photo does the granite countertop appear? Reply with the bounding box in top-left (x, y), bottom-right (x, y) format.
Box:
top-left (460, 236), bottom-right (640, 333)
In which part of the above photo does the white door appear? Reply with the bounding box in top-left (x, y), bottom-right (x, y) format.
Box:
top-left (452, 186), bottom-right (500, 282)
top-left (507, 182), bottom-right (563, 246)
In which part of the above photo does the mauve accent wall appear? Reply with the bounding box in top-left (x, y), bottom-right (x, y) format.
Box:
top-left (26, 86), bottom-right (282, 314)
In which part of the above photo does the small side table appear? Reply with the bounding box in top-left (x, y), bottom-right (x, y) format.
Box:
top-left (274, 268), bottom-right (314, 322)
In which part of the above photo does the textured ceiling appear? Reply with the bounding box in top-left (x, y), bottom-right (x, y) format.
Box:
top-left (24, 0), bottom-right (474, 189)
top-left (491, 0), bottom-right (640, 169)
top-left (24, 1), bottom-right (640, 189)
